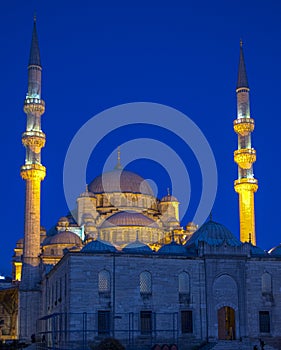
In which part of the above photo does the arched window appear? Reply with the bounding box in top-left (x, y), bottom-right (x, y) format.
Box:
top-left (50, 249), bottom-right (54, 256)
top-left (262, 272), bottom-right (272, 294)
top-left (179, 272), bottom-right (190, 294)
top-left (140, 271), bottom-right (152, 295)
top-left (98, 270), bottom-right (111, 294)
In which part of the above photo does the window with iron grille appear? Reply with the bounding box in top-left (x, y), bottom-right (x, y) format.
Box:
top-left (140, 271), bottom-right (152, 295)
top-left (181, 310), bottom-right (193, 334)
top-left (98, 270), bottom-right (111, 294)
top-left (98, 310), bottom-right (110, 335)
top-left (259, 311), bottom-right (270, 333)
top-left (140, 311), bottom-right (152, 334)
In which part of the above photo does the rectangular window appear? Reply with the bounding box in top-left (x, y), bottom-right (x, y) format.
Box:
top-left (181, 310), bottom-right (193, 334)
top-left (140, 311), bottom-right (152, 334)
top-left (259, 311), bottom-right (270, 333)
top-left (98, 311), bottom-right (110, 335)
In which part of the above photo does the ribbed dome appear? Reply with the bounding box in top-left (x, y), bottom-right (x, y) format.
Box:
top-left (43, 231), bottom-right (82, 246)
top-left (123, 240), bottom-right (153, 253)
top-left (268, 244), bottom-right (281, 256)
top-left (81, 239), bottom-right (117, 253)
top-left (161, 195), bottom-right (179, 202)
top-left (185, 220), bottom-right (241, 247)
top-left (100, 211), bottom-right (158, 228)
top-left (158, 241), bottom-right (187, 255)
top-left (88, 169), bottom-right (153, 195)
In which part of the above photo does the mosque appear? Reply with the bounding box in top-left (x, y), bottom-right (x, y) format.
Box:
top-left (2, 17), bottom-right (281, 350)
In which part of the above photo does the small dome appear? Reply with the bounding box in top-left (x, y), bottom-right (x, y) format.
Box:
top-left (43, 231), bottom-right (82, 246)
top-left (101, 211), bottom-right (158, 228)
top-left (88, 169), bottom-right (153, 196)
top-left (268, 244), bottom-right (281, 256)
top-left (158, 241), bottom-right (187, 255)
top-left (123, 240), bottom-right (153, 254)
top-left (185, 220), bottom-right (241, 247)
top-left (248, 243), bottom-right (268, 257)
top-left (81, 239), bottom-right (117, 253)
top-left (161, 195), bottom-right (179, 202)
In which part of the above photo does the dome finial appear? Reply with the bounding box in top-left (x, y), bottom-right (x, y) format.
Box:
top-left (167, 187), bottom-right (170, 196)
top-left (240, 38), bottom-right (243, 48)
top-left (209, 212), bottom-right (213, 221)
top-left (114, 146), bottom-right (123, 170)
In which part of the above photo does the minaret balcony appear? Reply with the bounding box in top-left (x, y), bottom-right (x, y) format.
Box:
top-left (233, 118), bottom-right (254, 136)
top-left (234, 178), bottom-right (258, 193)
top-left (21, 164), bottom-right (46, 181)
top-left (24, 98), bottom-right (45, 115)
top-left (234, 148), bottom-right (256, 169)
top-left (22, 131), bottom-right (46, 153)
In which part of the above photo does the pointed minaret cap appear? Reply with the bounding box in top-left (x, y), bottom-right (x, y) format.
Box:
top-left (28, 14), bottom-right (41, 66)
top-left (236, 40), bottom-right (249, 89)
top-left (114, 146), bottom-right (123, 170)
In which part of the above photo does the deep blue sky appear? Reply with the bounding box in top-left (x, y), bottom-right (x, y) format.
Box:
top-left (0, 1), bottom-right (280, 276)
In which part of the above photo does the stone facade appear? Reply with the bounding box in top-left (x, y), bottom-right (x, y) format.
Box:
top-left (34, 239), bottom-right (281, 349)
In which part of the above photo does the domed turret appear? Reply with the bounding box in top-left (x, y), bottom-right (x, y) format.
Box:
top-left (56, 217), bottom-right (69, 231)
top-left (159, 189), bottom-right (179, 222)
top-left (77, 185), bottom-right (98, 226)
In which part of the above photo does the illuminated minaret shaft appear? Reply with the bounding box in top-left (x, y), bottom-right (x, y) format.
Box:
top-left (233, 41), bottom-right (258, 245)
top-left (20, 17), bottom-right (46, 339)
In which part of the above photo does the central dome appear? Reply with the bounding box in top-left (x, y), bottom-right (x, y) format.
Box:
top-left (88, 169), bottom-right (154, 196)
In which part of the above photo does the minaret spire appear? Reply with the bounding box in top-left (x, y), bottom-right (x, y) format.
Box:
top-left (233, 41), bottom-right (258, 245)
top-left (236, 40), bottom-right (249, 89)
top-left (19, 17), bottom-right (46, 340)
top-left (28, 15), bottom-right (41, 67)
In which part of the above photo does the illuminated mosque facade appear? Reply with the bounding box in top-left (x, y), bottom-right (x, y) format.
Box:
top-left (4, 18), bottom-right (281, 349)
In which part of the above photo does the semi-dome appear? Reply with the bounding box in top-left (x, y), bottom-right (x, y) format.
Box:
top-left (43, 231), bottom-right (82, 246)
top-left (100, 211), bottom-right (158, 228)
top-left (88, 169), bottom-right (154, 196)
top-left (81, 239), bottom-right (117, 253)
top-left (268, 244), bottom-right (281, 256)
top-left (185, 220), bottom-right (241, 247)
top-left (122, 240), bottom-right (153, 254)
top-left (158, 241), bottom-right (187, 255)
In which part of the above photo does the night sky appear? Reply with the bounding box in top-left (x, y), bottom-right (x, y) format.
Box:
top-left (0, 1), bottom-right (280, 276)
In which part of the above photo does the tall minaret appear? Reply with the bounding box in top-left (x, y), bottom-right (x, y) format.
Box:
top-left (19, 16), bottom-right (46, 339)
top-left (233, 41), bottom-right (258, 245)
